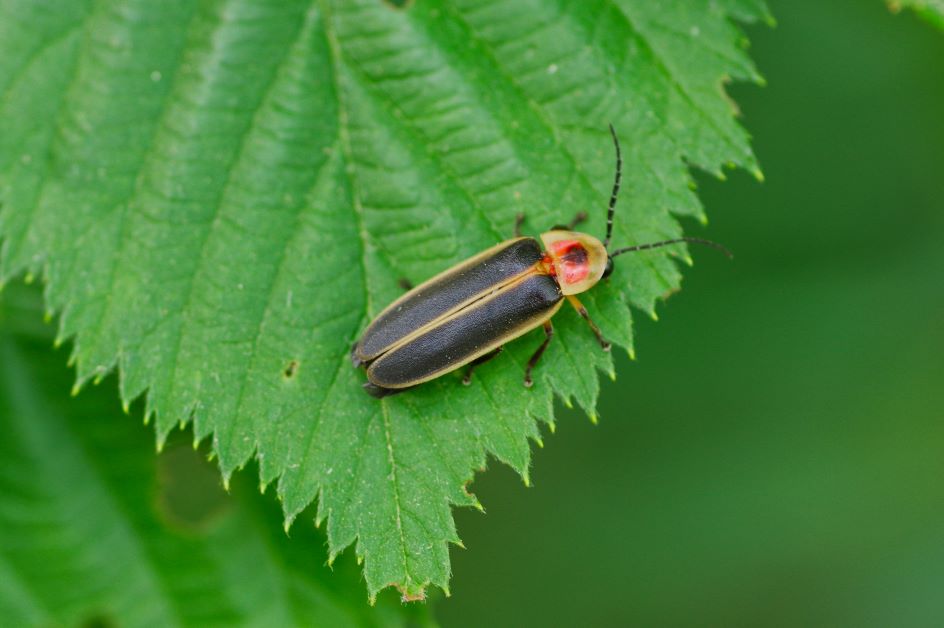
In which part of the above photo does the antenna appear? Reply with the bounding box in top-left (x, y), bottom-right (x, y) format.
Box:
top-left (601, 127), bottom-right (731, 263)
top-left (609, 237), bottom-right (733, 259)
top-left (604, 123), bottom-right (621, 249)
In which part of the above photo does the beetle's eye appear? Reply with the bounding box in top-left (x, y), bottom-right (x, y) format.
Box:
top-left (602, 257), bottom-right (614, 279)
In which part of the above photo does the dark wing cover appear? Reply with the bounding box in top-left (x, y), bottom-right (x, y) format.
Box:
top-left (366, 274), bottom-right (562, 388)
top-left (355, 238), bottom-right (544, 361)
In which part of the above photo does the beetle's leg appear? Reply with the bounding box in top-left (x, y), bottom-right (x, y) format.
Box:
top-left (363, 381), bottom-right (409, 399)
top-left (398, 278), bottom-right (414, 291)
top-left (566, 295), bottom-right (611, 351)
top-left (514, 213), bottom-right (526, 237)
top-left (462, 346), bottom-right (504, 385)
top-left (524, 321), bottom-right (554, 387)
top-left (550, 211), bottom-right (588, 231)
top-left (567, 211), bottom-right (588, 229)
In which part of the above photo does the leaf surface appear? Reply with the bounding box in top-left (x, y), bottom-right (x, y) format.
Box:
top-left (0, 0), bottom-right (768, 598)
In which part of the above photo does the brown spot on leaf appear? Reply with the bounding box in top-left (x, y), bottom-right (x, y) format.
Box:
top-left (399, 587), bottom-right (427, 603)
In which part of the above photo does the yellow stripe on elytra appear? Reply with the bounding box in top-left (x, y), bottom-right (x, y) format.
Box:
top-left (367, 274), bottom-right (564, 389)
top-left (358, 238), bottom-right (540, 360)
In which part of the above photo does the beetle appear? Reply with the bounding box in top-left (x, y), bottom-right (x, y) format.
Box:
top-left (351, 125), bottom-right (730, 398)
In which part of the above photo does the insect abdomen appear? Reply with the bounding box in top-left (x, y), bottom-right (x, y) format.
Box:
top-left (355, 238), bottom-right (544, 361)
top-left (366, 273), bottom-right (563, 388)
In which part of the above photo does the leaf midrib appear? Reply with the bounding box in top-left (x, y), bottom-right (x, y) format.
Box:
top-left (321, 0), bottom-right (416, 592)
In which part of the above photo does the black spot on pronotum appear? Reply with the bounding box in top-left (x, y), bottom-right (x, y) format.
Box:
top-left (283, 360), bottom-right (299, 379)
top-left (382, 0), bottom-right (412, 8)
top-left (561, 242), bottom-right (589, 266)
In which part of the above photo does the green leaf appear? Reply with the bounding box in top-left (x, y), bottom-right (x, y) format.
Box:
top-left (0, 0), bottom-right (767, 598)
top-left (0, 286), bottom-right (428, 626)
top-left (889, 0), bottom-right (944, 28)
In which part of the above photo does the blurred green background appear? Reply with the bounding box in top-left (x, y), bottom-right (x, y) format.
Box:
top-left (2, 0), bottom-right (943, 626)
top-left (441, 0), bottom-right (944, 626)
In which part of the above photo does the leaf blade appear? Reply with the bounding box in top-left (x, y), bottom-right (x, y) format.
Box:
top-left (0, 0), bottom-right (768, 598)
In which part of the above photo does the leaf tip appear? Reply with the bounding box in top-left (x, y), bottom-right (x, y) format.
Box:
top-left (23, 272), bottom-right (34, 285)
top-left (751, 167), bottom-right (765, 183)
top-left (589, 412), bottom-right (599, 426)
top-left (70, 382), bottom-right (81, 397)
top-left (649, 309), bottom-right (659, 322)
top-left (398, 586), bottom-right (428, 603)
